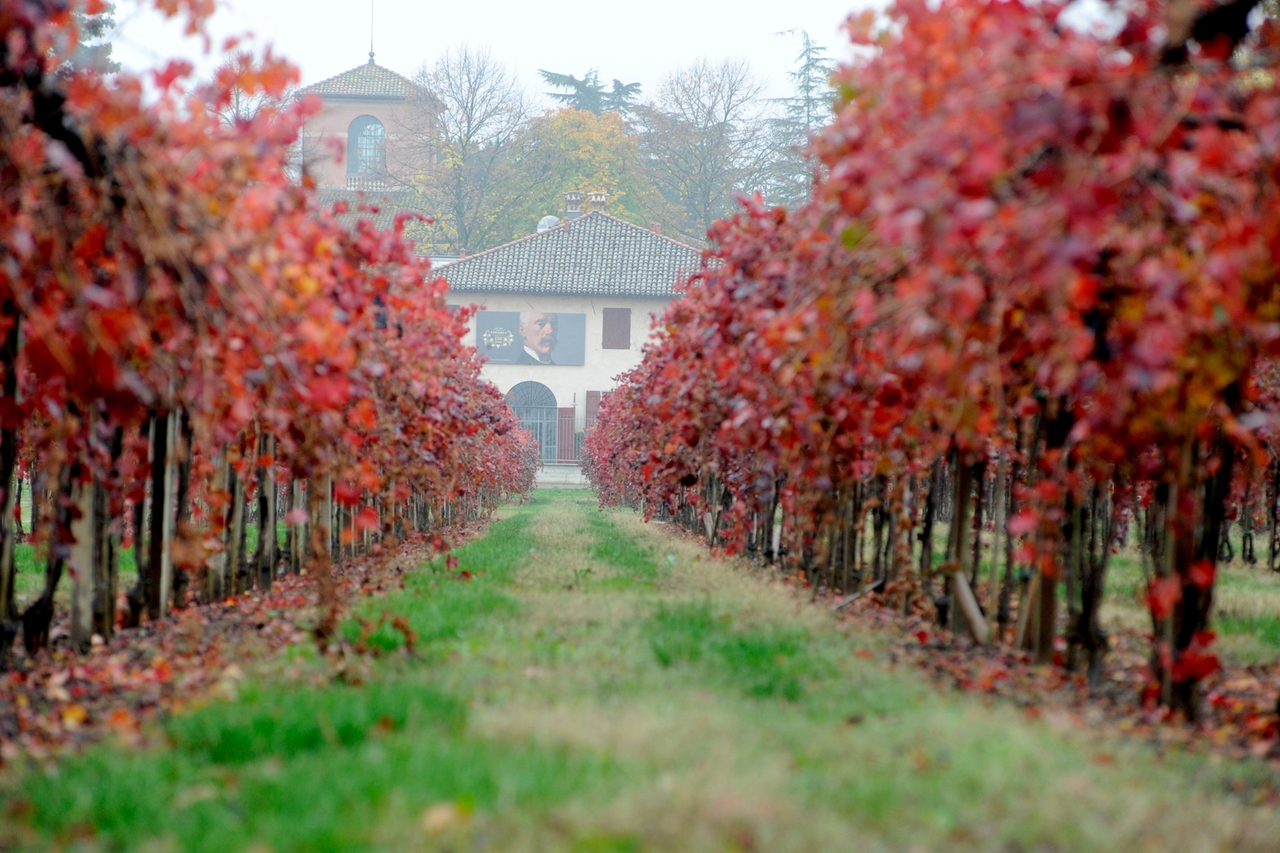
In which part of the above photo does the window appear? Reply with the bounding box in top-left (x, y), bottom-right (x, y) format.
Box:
top-left (586, 390), bottom-right (602, 429)
top-left (601, 307), bottom-right (631, 350)
top-left (347, 115), bottom-right (386, 179)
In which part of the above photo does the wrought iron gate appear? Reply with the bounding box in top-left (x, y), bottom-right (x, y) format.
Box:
top-left (506, 381), bottom-right (559, 463)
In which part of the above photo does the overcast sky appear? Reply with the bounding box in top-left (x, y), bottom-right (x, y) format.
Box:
top-left (112, 0), bottom-right (874, 103)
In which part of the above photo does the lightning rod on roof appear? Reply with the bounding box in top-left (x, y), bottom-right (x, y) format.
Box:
top-left (368, 0), bottom-right (375, 64)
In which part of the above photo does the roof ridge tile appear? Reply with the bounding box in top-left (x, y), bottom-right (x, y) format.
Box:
top-left (440, 211), bottom-right (702, 299)
top-left (300, 60), bottom-right (420, 100)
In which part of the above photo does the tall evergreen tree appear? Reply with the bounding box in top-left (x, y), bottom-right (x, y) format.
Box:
top-left (538, 69), bottom-right (642, 115)
top-left (70, 1), bottom-right (120, 74)
top-left (765, 29), bottom-right (835, 207)
top-left (777, 29), bottom-right (834, 138)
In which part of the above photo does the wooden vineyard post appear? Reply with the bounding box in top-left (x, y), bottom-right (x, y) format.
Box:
top-left (325, 475), bottom-right (334, 561)
top-left (951, 570), bottom-right (990, 644)
top-left (145, 412), bottom-right (178, 621)
top-left (988, 453), bottom-right (1008, 633)
top-left (308, 471), bottom-right (339, 643)
top-left (159, 413), bottom-right (178, 615)
top-left (68, 476), bottom-right (96, 652)
top-left (91, 477), bottom-right (117, 641)
top-left (290, 479), bottom-right (305, 575)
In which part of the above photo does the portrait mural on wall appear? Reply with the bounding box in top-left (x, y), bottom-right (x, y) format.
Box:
top-left (476, 310), bottom-right (587, 365)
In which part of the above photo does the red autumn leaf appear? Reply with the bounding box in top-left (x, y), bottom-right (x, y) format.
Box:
top-left (1146, 577), bottom-right (1183, 621)
top-left (334, 482), bottom-right (362, 507)
top-left (1189, 559), bottom-right (1216, 590)
top-left (1006, 511), bottom-right (1038, 537)
top-left (1172, 649), bottom-right (1220, 684)
top-left (152, 59), bottom-right (193, 92)
top-left (349, 399), bottom-right (377, 431)
top-left (353, 507), bottom-right (379, 532)
top-left (307, 375), bottom-right (351, 411)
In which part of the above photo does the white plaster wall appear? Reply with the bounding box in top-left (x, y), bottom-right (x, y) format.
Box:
top-left (447, 292), bottom-right (671, 411)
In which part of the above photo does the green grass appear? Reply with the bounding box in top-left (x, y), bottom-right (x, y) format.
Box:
top-left (15, 707), bottom-right (611, 853)
top-left (920, 518), bottom-right (1280, 664)
top-left (1103, 535), bottom-right (1280, 662)
top-left (342, 510), bottom-right (530, 653)
top-left (1217, 613), bottom-right (1280, 647)
top-left (166, 680), bottom-right (467, 764)
top-left (582, 507), bottom-right (660, 588)
top-left (4, 502), bottom-right (623, 853)
top-left (645, 602), bottom-right (824, 701)
top-left (11, 522), bottom-right (289, 614)
top-left (5, 490), bottom-right (1280, 853)
top-left (13, 542), bottom-right (139, 612)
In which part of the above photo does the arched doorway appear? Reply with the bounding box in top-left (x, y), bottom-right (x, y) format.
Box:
top-left (506, 381), bottom-right (558, 463)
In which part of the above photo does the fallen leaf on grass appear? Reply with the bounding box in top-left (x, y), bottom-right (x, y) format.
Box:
top-left (420, 802), bottom-right (466, 835)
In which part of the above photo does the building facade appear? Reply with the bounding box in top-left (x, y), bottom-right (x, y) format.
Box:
top-left (298, 62), bottom-right (700, 473)
top-left (440, 204), bottom-right (702, 468)
top-left (298, 52), bottom-right (435, 193)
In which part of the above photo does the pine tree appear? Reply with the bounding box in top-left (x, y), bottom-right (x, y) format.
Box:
top-left (70, 1), bottom-right (120, 74)
top-left (538, 69), bottom-right (641, 116)
top-left (765, 29), bottom-right (835, 207)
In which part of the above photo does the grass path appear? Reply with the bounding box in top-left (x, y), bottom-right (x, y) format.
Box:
top-left (5, 489), bottom-right (1280, 851)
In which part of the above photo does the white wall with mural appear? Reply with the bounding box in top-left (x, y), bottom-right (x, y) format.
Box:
top-left (449, 292), bottom-right (671, 463)
top-left (454, 292), bottom-right (669, 407)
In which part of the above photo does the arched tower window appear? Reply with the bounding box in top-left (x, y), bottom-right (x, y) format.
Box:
top-left (347, 115), bottom-right (386, 186)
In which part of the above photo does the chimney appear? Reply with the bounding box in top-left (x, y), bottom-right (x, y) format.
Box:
top-left (564, 191), bottom-right (583, 220)
top-left (650, 222), bottom-right (662, 235)
top-left (586, 191), bottom-right (608, 214)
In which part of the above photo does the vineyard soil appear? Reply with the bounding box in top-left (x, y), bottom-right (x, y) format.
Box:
top-left (4, 490), bottom-right (1280, 852)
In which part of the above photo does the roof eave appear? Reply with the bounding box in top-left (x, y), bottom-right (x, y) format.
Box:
top-left (302, 92), bottom-right (410, 101)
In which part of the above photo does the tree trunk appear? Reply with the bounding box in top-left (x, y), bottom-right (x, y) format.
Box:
top-left (22, 465), bottom-right (73, 654)
top-left (208, 450), bottom-right (230, 601)
top-left (997, 455), bottom-right (1020, 640)
top-left (308, 474), bottom-right (339, 644)
top-left (1077, 485), bottom-right (1115, 687)
top-left (1015, 573), bottom-right (1041, 651)
top-left (919, 462), bottom-right (938, 597)
top-left (0, 299), bottom-right (21, 646)
top-left (226, 463), bottom-right (247, 595)
top-left (1269, 457), bottom-right (1279, 573)
top-left (254, 431), bottom-right (278, 589)
top-left (125, 479), bottom-right (147, 629)
top-left (171, 412), bottom-right (192, 608)
top-left (289, 479), bottom-right (304, 576)
top-left (145, 412), bottom-right (178, 620)
top-left (1035, 554), bottom-right (1058, 664)
top-left (1172, 433), bottom-right (1234, 720)
top-left (969, 461), bottom-right (986, 588)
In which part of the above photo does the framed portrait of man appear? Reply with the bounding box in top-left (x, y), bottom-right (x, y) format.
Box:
top-left (476, 310), bottom-right (586, 365)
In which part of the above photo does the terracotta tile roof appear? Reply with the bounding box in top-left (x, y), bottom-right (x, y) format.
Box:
top-left (439, 212), bottom-right (702, 298)
top-left (300, 57), bottom-right (418, 101)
